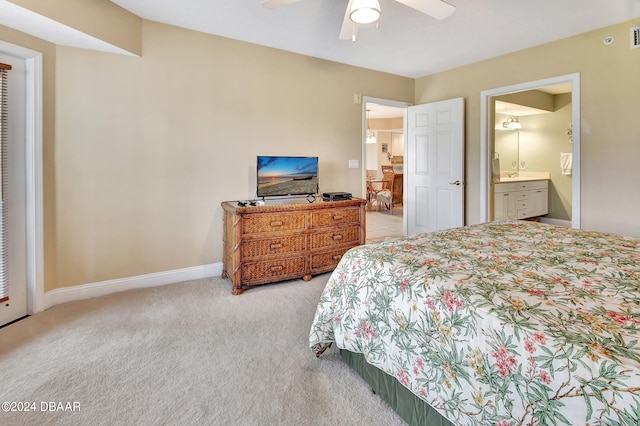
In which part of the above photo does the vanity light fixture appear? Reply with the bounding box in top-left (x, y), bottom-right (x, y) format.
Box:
top-left (503, 116), bottom-right (522, 130)
top-left (350, 0), bottom-right (381, 24)
top-left (365, 109), bottom-right (377, 144)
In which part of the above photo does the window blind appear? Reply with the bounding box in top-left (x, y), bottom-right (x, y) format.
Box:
top-left (0, 62), bottom-right (11, 303)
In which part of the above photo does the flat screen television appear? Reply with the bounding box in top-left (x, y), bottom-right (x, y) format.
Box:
top-left (257, 155), bottom-right (319, 198)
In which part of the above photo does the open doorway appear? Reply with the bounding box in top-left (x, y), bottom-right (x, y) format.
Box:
top-left (480, 73), bottom-right (581, 228)
top-left (362, 97), bottom-right (409, 242)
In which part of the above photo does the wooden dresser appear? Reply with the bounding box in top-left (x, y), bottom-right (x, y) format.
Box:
top-left (221, 198), bottom-right (366, 294)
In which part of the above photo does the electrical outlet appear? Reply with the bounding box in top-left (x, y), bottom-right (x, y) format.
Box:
top-left (349, 160), bottom-right (359, 169)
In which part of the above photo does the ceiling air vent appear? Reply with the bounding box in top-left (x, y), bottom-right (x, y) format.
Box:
top-left (631, 25), bottom-right (640, 49)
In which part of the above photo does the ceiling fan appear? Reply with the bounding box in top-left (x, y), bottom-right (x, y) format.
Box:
top-left (261, 0), bottom-right (456, 41)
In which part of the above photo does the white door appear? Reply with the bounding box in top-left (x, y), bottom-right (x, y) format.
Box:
top-left (0, 53), bottom-right (28, 327)
top-left (406, 98), bottom-right (464, 235)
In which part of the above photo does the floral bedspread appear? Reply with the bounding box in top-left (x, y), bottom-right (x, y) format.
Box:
top-left (309, 221), bottom-right (640, 425)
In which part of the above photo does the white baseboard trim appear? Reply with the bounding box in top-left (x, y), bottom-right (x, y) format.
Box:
top-left (540, 217), bottom-right (572, 228)
top-left (44, 262), bottom-right (223, 310)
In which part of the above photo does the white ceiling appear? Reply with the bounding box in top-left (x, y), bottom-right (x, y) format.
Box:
top-left (367, 102), bottom-right (404, 119)
top-left (108, 0), bottom-right (640, 78)
top-left (1, 1), bottom-right (639, 79)
top-left (495, 100), bottom-right (552, 117)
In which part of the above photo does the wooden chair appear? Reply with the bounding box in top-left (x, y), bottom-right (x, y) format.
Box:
top-left (381, 164), bottom-right (394, 174)
top-left (366, 176), bottom-right (384, 210)
top-left (392, 173), bottom-right (403, 207)
top-left (375, 171), bottom-right (401, 214)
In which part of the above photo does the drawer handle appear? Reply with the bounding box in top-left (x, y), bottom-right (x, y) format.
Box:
top-left (332, 234), bottom-right (343, 241)
top-left (270, 265), bottom-right (284, 272)
top-left (332, 254), bottom-right (342, 261)
top-left (270, 243), bottom-right (283, 250)
top-left (270, 221), bottom-right (283, 227)
top-left (333, 215), bottom-right (343, 221)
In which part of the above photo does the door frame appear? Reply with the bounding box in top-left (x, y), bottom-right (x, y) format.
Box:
top-left (361, 96), bottom-right (411, 235)
top-left (0, 40), bottom-right (45, 317)
top-left (479, 73), bottom-right (581, 228)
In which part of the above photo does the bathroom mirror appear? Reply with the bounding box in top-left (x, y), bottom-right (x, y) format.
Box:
top-left (495, 116), bottom-right (520, 176)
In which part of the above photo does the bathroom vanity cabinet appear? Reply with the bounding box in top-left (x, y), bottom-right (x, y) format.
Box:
top-left (494, 180), bottom-right (548, 221)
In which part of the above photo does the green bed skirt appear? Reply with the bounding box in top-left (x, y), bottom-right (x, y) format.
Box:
top-left (339, 349), bottom-right (454, 426)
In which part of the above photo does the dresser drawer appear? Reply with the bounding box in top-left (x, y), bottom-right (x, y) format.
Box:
top-left (242, 256), bottom-right (307, 285)
top-left (524, 180), bottom-right (548, 190)
top-left (310, 246), bottom-right (357, 271)
top-left (311, 207), bottom-right (360, 228)
top-left (310, 226), bottom-right (360, 249)
top-left (494, 182), bottom-right (519, 193)
top-left (242, 235), bottom-right (307, 258)
top-left (517, 199), bottom-right (530, 210)
top-left (517, 209), bottom-right (532, 219)
top-left (242, 212), bottom-right (307, 234)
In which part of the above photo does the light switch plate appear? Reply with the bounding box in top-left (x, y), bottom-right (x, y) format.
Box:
top-left (349, 160), bottom-right (359, 169)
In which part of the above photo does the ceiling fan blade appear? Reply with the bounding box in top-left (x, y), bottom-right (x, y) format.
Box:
top-left (394, 0), bottom-right (455, 20)
top-left (339, 0), bottom-right (359, 40)
top-left (260, 0), bottom-right (301, 9)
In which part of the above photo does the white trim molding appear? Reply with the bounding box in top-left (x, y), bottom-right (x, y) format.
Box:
top-left (0, 41), bottom-right (45, 315)
top-left (44, 263), bottom-right (223, 309)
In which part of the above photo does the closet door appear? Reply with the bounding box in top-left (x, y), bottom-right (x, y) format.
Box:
top-left (0, 54), bottom-right (27, 327)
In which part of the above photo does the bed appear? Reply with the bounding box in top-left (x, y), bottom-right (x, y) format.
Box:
top-left (309, 221), bottom-right (640, 425)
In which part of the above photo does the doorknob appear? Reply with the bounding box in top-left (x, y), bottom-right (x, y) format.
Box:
top-left (449, 180), bottom-right (461, 186)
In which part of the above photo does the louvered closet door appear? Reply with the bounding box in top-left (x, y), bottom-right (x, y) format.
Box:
top-left (0, 54), bottom-right (27, 327)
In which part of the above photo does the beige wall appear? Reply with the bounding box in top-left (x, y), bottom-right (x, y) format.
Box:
top-left (368, 116), bottom-right (404, 176)
top-left (8, 0), bottom-right (142, 55)
top-left (3, 13), bottom-right (639, 293)
top-left (50, 21), bottom-right (413, 290)
top-left (369, 116), bottom-right (403, 130)
top-left (518, 97), bottom-right (573, 221)
top-left (415, 19), bottom-right (640, 237)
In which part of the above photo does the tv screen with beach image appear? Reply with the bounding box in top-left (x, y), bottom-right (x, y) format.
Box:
top-left (257, 156), bottom-right (319, 197)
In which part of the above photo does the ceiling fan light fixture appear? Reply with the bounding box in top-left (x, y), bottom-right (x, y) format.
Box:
top-left (350, 0), bottom-right (381, 25)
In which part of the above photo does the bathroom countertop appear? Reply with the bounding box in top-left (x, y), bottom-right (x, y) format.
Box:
top-left (498, 176), bottom-right (549, 183)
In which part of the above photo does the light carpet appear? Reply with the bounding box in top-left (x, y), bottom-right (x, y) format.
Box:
top-left (0, 274), bottom-right (405, 425)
